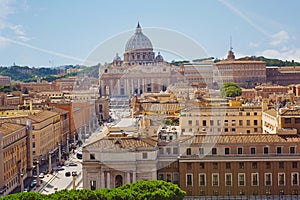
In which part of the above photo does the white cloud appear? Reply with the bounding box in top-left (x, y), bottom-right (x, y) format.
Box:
top-left (257, 48), bottom-right (300, 62)
top-left (249, 42), bottom-right (260, 48)
top-left (0, 0), bottom-right (31, 45)
top-left (270, 30), bottom-right (289, 46)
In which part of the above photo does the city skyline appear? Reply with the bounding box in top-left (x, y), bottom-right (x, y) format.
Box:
top-left (0, 0), bottom-right (299, 66)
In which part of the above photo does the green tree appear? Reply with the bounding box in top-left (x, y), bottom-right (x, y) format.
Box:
top-left (2, 180), bottom-right (185, 200)
top-left (220, 82), bottom-right (242, 98)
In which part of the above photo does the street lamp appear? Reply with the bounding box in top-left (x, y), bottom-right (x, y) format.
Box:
top-left (20, 173), bottom-right (24, 192)
top-left (36, 161), bottom-right (40, 187)
top-left (48, 152), bottom-right (52, 173)
top-left (72, 171), bottom-right (77, 190)
top-left (58, 143), bottom-right (62, 163)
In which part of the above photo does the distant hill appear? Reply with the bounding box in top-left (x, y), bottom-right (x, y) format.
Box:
top-left (0, 65), bottom-right (99, 82)
top-left (240, 56), bottom-right (300, 66)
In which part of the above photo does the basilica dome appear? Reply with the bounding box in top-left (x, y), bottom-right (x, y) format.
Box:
top-left (125, 22), bottom-right (153, 52)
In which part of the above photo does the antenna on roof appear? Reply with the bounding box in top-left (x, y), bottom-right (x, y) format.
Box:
top-left (230, 35), bottom-right (233, 51)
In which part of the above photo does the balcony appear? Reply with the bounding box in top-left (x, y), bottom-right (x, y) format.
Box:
top-left (278, 128), bottom-right (297, 135)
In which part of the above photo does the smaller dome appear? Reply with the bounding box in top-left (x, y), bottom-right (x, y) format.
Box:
top-left (155, 52), bottom-right (164, 62)
top-left (113, 53), bottom-right (122, 61)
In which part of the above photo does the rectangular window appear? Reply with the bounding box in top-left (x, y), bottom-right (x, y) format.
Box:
top-left (159, 148), bottom-right (164, 154)
top-left (265, 173), bottom-right (272, 186)
top-left (173, 148), bottom-right (178, 154)
top-left (239, 120), bottom-right (243, 126)
top-left (264, 147), bottom-right (269, 154)
top-left (279, 161), bottom-right (284, 169)
top-left (158, 174), bottom-right (164, 180)
top-left (217, 120), bottom-right (221, 126)
top-left (246, 112), bottom-right (250, 116)
top-left (252, 162), bottom-right (258, 169)
top-left (224, 128), bottom-right (228, 132)
top-left (226, 162), bottom-right (231, 169)
top-left (225, 173), bottom-right (232, 186)
top-left (90, 153), bottom-right (95, 160)
top-left (251, 173), bottom-right (259, 186)
top-left (32, 142), bottom-right (35, 148)
top-left (202, 120), bottom-right (206, 126)
top-left (212, 173), bottom-right (219, 186)
top-left (210, 120), bottom-right (214, 126)
top-left (188, 120), bottom-right (192, 125)
top-left (187, 163), bottom-right (192, 170)
top-left (238, 173), bottom-right (245, 186)
top-left (254, 128), bottom-right (258, 132)
top-left (212, 148), bottom-right (217, 155)
top-left (296, 118), bottom-right (300, 123)
top-left (284, 118), bottom-right (291, 123)
top-left (266, 162), bottom-right (271, 169)
top-left (254, 112), bottom-right (257, 116)
top-left (186, 174), bottom-right (193, 186)
top-left (290, 146), bottom-right (296, 154)
top-left (292, 173), bottom-right (299, 186)
top-left (199, 148), bottom-right (204, 155)
top-left (254, 120), bottom-right (258, 126)
top-left (239, 162), bottom-right (244, 169)
top-left (213, 162), bottom-right (218, 169)
top-left (238, 147), bottom-right (243, 154)
top-left (277, 147), bottom-right (282, 154)
top-left (166, 148), bottom-right (171, 154)
top-left (199, 173), bottom-right (206, 186)
top-left (195, 120), bottom-right (199, 126)
top-left (278, 173), bottom-right (285, 186)
top-left (251, 147), bottom-right (256, 154)
top-left (292, 161), bottom-right (298, 169)
top-left (142, 152), bottom-right (148, 159)
top-left (186, 148), bottom-right (191, 155)
top-left (225, 148), bottom-right (230, 155)
top-left (200, 162), bottom-right (205, 169)
top-left (247, 120), bottom-right (250, 126)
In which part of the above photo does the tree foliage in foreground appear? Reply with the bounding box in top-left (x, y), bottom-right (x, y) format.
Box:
top-left (2, 180), bottom-right (185, 200)
top-left (220, 82), bottom-right (242, 98)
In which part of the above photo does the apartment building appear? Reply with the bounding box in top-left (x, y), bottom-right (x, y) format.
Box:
top-left (157, 133), bottom-right (300, 197)
top-left (263, 107), bottom-right (300, 134)
top-left (180, 105), bottom-right (262, 134)
top-left (26, 110), bottom-right (61, 161)
top-left (0, 123), bottom-right (29, 196)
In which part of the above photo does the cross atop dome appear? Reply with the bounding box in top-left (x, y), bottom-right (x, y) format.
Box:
top-left (136, 22), bottom-right (142, 33)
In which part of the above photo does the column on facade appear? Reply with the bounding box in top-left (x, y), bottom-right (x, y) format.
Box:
top-left (142, 78), bottom-right (146, 93)
top-left (132, 171), bottom-right (136, 182)
top-left (107, 172), bottom-right (110, 188)
top-left (137, 79), bottom-right (140, 94)
top-left (126, 172), bottom-right (131, 184)
top-left (100, 171), bottom-right (105, 188)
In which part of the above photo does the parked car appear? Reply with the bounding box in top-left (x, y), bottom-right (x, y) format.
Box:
top-left (39, 173), bottom-right (44, 178)
top-left (23, 187), bottom-right (29, 192)
top-left (56, 166), bottom-right (65, 171)
top-left (30, 179), bottom-right (37, 188)
top-left (65, 171), bottom-right (71, 177)
top-left (68, 162), bottom-right (78, 166)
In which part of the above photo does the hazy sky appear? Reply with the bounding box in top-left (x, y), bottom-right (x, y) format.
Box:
top-left (0, 0), bottom-right (299, 67)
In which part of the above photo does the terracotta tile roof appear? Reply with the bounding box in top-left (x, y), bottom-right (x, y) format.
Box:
top-left (182, 134), bottom-right (300, 145)
top-left (264, 109), bottom-right (277, 117)
top-left (27, 110), bottom-right (58, 122)
top-left (85, 136), bottom-right (157, 151)
top-left (280, 109), bottom-right (300, 116)
top-left (51, 107), bottom-right (69, 115)
top-left (0, 122), bottom-right (25, 136)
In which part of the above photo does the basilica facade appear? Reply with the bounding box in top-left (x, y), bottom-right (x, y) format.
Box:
top-left (99, 23), bottom-right (181, 98)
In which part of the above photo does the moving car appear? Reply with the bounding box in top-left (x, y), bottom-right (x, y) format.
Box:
top-left (68, 162), bottom-right (78, 166)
